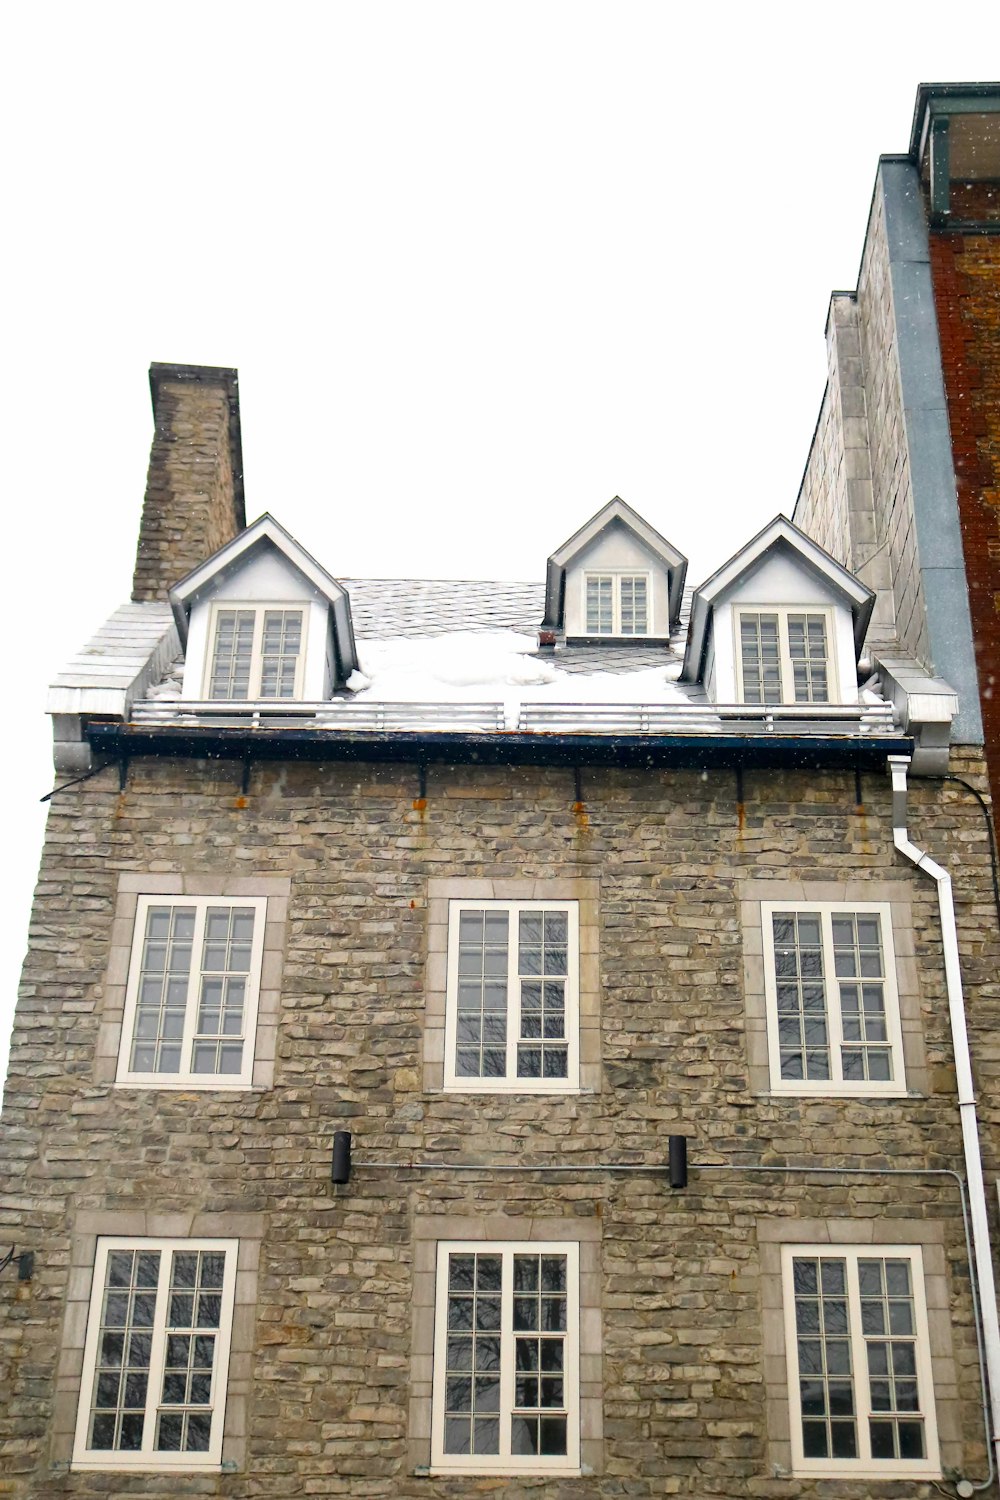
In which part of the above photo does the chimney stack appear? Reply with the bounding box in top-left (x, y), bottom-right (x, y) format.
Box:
top-left (131, 363), bottom-right (245, 602)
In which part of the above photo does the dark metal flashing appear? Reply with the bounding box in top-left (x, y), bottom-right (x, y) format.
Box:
top-left (88, 723), bottom-right (913, 774)
top-left (148, 363), bottom-right (245, 529)
top-left (879, 159), bottom-right (984, 742)
top-left (563, 635), bottom-right (674, 649)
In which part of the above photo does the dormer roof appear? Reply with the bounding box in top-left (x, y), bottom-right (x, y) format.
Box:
top-left (542, 497), bottom-right (688, 632)
top-left (680, 515), bottom-right (875, 682)
top-left (168, 512), bottom-right (358, 672)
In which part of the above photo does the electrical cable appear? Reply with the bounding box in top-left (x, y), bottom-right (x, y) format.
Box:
top-left (39, 761), bottom-right (115, 803)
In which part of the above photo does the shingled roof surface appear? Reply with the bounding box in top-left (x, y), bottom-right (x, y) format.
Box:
top-left (340, 578), bottom-right (547, 638)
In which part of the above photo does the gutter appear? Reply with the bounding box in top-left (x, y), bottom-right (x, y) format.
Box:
top-left (889, 754), bottom-right (1000, 1483)
top-left (87, 723), bottom-right (914, 774)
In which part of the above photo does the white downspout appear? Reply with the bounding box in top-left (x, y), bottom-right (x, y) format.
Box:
top-left (889, 754), bottom-right (1000, 1475)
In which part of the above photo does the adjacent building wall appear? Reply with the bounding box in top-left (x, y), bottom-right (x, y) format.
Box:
top-left (795, 161), bottom-right (983, 742)
top-left (929, 227), bottom-right (1000, 797)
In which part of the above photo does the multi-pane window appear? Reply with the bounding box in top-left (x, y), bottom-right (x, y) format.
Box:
top-left (738, 609), bottom-right (831, 703)
top-left (73, 1239), bottom-right (237, 1471)
top-left (206, 605), bottom-right (305, 699)
top-left (431, 1243), bottom-right (580, 1474)
top-left (444, 901), bottom-right (580, 1092)
top-left (782, 1246), bottom-right (938, 1478)
top-left (584, 573), bottom-right (649, 635)
top-left (762, 903), bottom-right (904, 1094)
top-left (116, 897), bottom-right (266, 1088)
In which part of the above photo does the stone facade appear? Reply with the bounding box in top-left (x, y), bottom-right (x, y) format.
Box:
top-left (1, 750), bottom-right (997, 1496)
top-left (131, 367), bottom-right (244, 604)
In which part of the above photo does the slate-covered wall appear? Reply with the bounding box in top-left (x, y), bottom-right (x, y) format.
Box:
top-left (0, 752), bottom-right (996, 1497)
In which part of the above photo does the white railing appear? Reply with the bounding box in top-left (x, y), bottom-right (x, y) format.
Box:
top-left (130, 697), bottom-right (898, 737)
top-left (517, 701), bottom-right (898, 736)
top-left (130, 699), bottom-right (508, 732)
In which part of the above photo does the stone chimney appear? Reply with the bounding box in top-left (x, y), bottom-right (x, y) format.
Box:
top-left (131, 363), bottom-right (246, 601)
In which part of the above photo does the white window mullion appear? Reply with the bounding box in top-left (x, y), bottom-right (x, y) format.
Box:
top-left (507, 910), bottom-right (516, 1078)
top-left (140, 1255), bottom-right (172, 1456)
top-left (247, 615), bottom-right (266, 698)
top-left (820, 913), bottom-right (845, 1088)
top-left (179, 907), bottom-right (207, 1079)
top-left (845, 1254), bottom-right (871, 1465)
top-left (500, 1247), bottom-right (514, 1462)
top-left (778, 620), bottom-right (794, 703)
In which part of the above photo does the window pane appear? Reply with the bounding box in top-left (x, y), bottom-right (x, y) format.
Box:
top-left (130, 907), bottom-right (195, 1075)
top-left (833, 914), bottom-right (892, 1083)
top-left (443, 1254), bottom-right (503, 1454)
top-left (209, 610), bottom-right (255, 700)
top-left (619, 575), bottom-right (648, 636)
top-left (517, 914), bottom-right (569, 1079)
top-left (88, 1249), bottom-right (162, 1452)
top-left (191, 907), bottom-right (256, 1077)
top-left (154, 1250), bottom-right (224, 1453)
top-left (791, 1257), bottom-right (857, 1464)
top-left (454, 910), bottom-right (510, 1079)
top-left (772, 913), bottom-right (831, 1080)
top-left (741, 614), bottom-right (782, 703)
top-left (585, 576), bottom-right (613, 634)
top-left (787, 613), bottom-right (829, 704)
top-left (259, 609), bottom-right (303, 699)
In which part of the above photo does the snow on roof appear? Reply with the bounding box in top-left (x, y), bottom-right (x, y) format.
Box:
top-left (345, 630), bottom-right (690, 709)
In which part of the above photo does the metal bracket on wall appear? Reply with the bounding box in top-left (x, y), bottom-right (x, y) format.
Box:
top-left (241, 759), bottom-right (253, 795)
top-left (118, 756), bottom-right (129, 793)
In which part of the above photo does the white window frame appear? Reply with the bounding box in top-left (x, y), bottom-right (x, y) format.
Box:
top-left (116, 896), bottom-right (267, 1090)
top-left (202, 601), bottom-right (309, 700)
top-left (430, 1240), bottom-right (581, 1476)
top-left (72, 1237), bottom-right (238, 1473)
top-left (443, 900), bottom-right (580, 1094)
top-left (734, 605), bottom-right (837, 703)
top-left (781, 1244), bottom-right (940, 1479)
top-left (582, 571), bottom-right (652, 636)
top-left (761, 901), bottom-right (906, 1097)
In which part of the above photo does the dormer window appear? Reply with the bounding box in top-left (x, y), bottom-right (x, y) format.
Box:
top-left (543, 498), bottom-right (687, 646)
top-left (584, 573), bottom-right (650, 637)
top-left (738, 609), bottom-right (831, 704)
top-left (681, 517), bottom-right (874, 709)
top-left (207, 605), bottom-right (306, 700)
top-left (169, 514), bottom-right (358, 704)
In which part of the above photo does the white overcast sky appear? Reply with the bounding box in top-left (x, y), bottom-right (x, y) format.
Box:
top-left (1, 2), bottom-right (994, 1087)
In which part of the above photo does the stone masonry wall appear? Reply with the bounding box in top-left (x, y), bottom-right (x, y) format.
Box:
top-left (929, 229), bottom-right (1000, 810)
top-left (794, 295), bottom-right (896, 649)
top-left (856, 176), bottom-right (932, 668)
top-left (1, 752), bottom-right (998, 1497)
top-left (131, 375), bottom-right (243, 603)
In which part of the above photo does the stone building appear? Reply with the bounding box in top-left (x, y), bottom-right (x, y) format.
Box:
top-left (4, 86), bottom-right (1000, 1500)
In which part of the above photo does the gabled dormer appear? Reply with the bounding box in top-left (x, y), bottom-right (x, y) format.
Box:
top-left (542, 497), bottom-right (687, 644)
top-left (681, 516), bottom-right (874, 704)
top-left (169, 514), bottom-right (358, 701)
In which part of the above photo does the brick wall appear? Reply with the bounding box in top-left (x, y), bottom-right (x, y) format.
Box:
top-left (929, 230), bottom-right (1000, 809)
top-left (0, 751), bottom-right (995, 1496)
top-left (131, 369), bottom-right (244, 602)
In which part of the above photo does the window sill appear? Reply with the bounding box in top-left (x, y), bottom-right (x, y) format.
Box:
top-left (791, 1463), bottom-right (940, 1481)
top-left (113, 1079), bottom-right (256, 1092)
top-left (428, 1466), bottom-right (582, 1478)
top-left (71, 1460), bottom-right (224, 1473)
top-left (766, 1085), bottom-right (911, 1099)
top-left (443, 1082), bottom-right (582, 1095)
